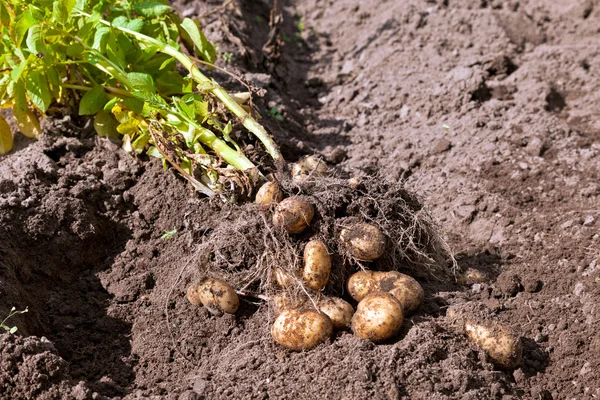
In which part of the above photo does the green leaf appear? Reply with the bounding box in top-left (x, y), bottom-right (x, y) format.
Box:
top-left (160, 227), bottom-right (177, 239)
top-left (127, 72), bottom-right (155, 93)
top-left (14, 11), bottom-right (37, 47)
top-left (133, 2), bottom-right (172, 18)
top-left (66, 43), bottom-right (85, 57)
top-left (26, 25), bottom-right (45, 55)
top-left (132, 130), bottom-right (150, 153)
top-left (25, 70), bottom-right (52, 112)
top-left (179, 18), bottom-right (216, 64)
top-left (0, 2), bottom-right (11, 29)
top-left (93, 110), bottom-right (119, 137)
top-left (155, 71), bottom-right (187, 96)
top-left (79, 85), bottom-right (108, 115)
top-left (123, 97), bottom-right (145, 114)
top-left (0, 114), bottom-right (13, 155)
top-left (92, 26), bottom-right (110, 52)
top-left (52, 0), bottom-right (75, 24)
top-left (126, 19), bottom-right (145, 32)
top-left (147, 146), bottom-right (164, 159)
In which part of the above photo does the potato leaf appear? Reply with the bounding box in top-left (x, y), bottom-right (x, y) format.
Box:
top-left (93, 109), bottom-right (119, 137)
top-left (179, 18), bottom-right (216, 64)
top-left (0, 2), bottom-right (11, 29)
top-left (52, 0), bottom-right (76, 24)
top-left (127, 72), bottom-right (155, 94)
top-left (14, 10), bottom-right (37, 47)
top-left (26, 25), bottom-right (45, 55)
top-left (79, 85), bottom-right (108, 115)
top-left (14, 108), bottom-right (42, 139)
top-left (0, 114), bottom-right (13, 155)
top-left (25, 70), bottom-right (52, 112)
top-left (133, 2), bottom-right (172, 18)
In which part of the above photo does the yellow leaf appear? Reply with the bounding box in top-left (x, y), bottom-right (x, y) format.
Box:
top-left (0, 114), bottom-right (14, 155)
top-left (13, 107), bottom-right (41, 139)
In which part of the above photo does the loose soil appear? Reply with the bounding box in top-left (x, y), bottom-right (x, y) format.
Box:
top-left (1, 0), bottom-right (600, 399)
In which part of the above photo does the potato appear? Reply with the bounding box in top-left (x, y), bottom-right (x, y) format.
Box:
top-left (273, 267), bottom-right (296, 288)
top-left (272, 309), bottom-right (333, 350)
top-left (348, 177), bottom-right (361, 189)
top-left (271, 292), bottom-right (306, 315)
top-left (464, 320), bottom-right (523, 369)
top-left (272, 197), bottom-right (314, 234)
top-left (457, 268), bottom-right (487, 286)
top-left (378, 272), bottom-right (424, 315)
top-left (302, 240), bottom-right (331, 291)
top-left (255, 182), bottom-right (284, 205)
top-left (291, 155), bottom-right (329, 181)
top-left (340, 223), bottom-right (387, 261)
top-left (186, 284), bottom-right (203, 305)
top-left (194, 278), bottom-right (239, 316)
top-left (351, 292), bottom-right (403, 342)
top-left (346, 270), bottom-right (380, 302)
top-left (318, 297), bottom-right (354, 330)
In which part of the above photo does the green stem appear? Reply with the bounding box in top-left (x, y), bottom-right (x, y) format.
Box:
top-left (79, 10), bottom-right (283, 164)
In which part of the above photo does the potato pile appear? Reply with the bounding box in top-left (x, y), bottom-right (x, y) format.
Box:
top-left (186, 156), bottom-right (460, 353)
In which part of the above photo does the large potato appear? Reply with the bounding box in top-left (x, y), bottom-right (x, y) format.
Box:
top-left (255, 182), bottom-right (284, 205)
top-left (272, 309), bottom-right (333, 351)
top-left (291, 155), bottom-right (329, 181)
top-left (378, 272), bottom-right (424, 315)
top-left (346, 270), bottom-right (379, 302)
top-left (272, 197), bottom-right (314, 234)
top-left (302, 240), bottom-right (331, 291)
top-left (340, 223), bottom-right (387, 261)
top-left (352, 292), bottom-right (403, 342)
top-left (318, 297), bottom-right (354, 330)
top-left (271, 292), bottom-right (306, 315)
top-left (465, 320), bottom-right (523, 369)
top-left (192, 278), bottom-right (239, 316)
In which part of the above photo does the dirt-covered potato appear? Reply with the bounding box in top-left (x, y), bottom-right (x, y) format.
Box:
top-left (186, 283), bottom-right (203, 305)
top-left (457, 268), bottom-right (487, 286)
top-left (465, 321), bottom-right (523, 369)
top-left (302, 240), bottom-right (331, 291)
top-left (194, 278), bottom-right (239, 316)
top-left (272, 309), bottom-right (333, 350)
top-left (318, 297), bottom-right (354, 330)
top-left (272, 197), bottom-right (314, 234)
top-left (346, 270), bottom-right (380, 302)
top-left (271, 292), bottom-right (306, 315)
top-left (273, 267), bottom-right (296, 288)
top-left (340, 223), bottom-right (387, 261)
top-left (255, 181), bottom-right (284, 205)
top-left (351, 292), bottom-right (403, 342)
top-left (378, 272), bottom-right (424, 315)
top-left (291, 155), bottom-right (329, 181)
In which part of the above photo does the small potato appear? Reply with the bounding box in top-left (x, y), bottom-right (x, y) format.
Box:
top-left (465, 320), bottom-right (523, 369)
top-left (348, 177), bottom-right (361, 189)
top-left (292, 155), bottom-right (329, 181)
top-left (347, 270), bottom-right (380, 302)
top-left (340, 223), bottom-right (387, 261)
top-left (272, 309), bottom-right (333, 351)
top-left (352, 292), bottom-right (403, 342)
top-left (303, 240), bottom-right (331, 291)
top-left (457, 268), bottom-right (487, 286)
top-left (195, 278), bottom-right (239, 316)
top-left (273, 197), bottom-right (314, 234)
top-left (273, 268), bottom-right (296, 288)
top-left (186, 284), bottom-right (203, 305)
top-left (318, 297), bottom-right (354, 330)
top-left (255, 182), bottom-right (284, 205)
top-left (378, 272), bottom-right (424, 315)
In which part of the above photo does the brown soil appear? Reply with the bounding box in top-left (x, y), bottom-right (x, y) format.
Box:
top-left (1, 0), bottom-right (600, 399)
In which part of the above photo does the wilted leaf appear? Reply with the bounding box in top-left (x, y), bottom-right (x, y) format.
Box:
top-left (13, 107), bottom-right (42, 139)
top-left (79, 85), bottom-right (108, 115)
top-left (0, 114), bottom-right (13, 155)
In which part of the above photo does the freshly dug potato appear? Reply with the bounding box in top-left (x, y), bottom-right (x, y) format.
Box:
top-left (457, 268), bottom-right (487, 286)
top-left (194, 278), bottom-right (239, 316)
top-left (346, 270), bottom-right (380, 302)
top-left (352, 292), bottom-right (404, 342)
top-left (318, 297), bottom-right (354, 330)
top-left (272, 309), bottom-right (333, 350)
top-left (340, 223), bottom-right (387, 261)
top-left (273, 197), bottom-right (314, 234)
top-left (255, 182), bottom-right (284, 205)
top-left (378, 272), bottom-right (424, 315)
top-left (186, 283), bottom-right (203, 305)
top-left (292, 155), bottom-right (329, 181)
top-left (465, 320), bottom-right (523, 369)
top-left (274, 267), bottom-right (296, 288)
top-left (271, 292), bottom-right (306, 315)
top-left (302, 240), bottom-right (331, 291)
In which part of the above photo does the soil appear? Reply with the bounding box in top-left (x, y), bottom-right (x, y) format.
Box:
top-left (1, 0), bottom-right (600, 399)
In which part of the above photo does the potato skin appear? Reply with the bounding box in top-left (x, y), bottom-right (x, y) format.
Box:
top-left (352, 292), bottom-right (404, 342)
top-left (465, 321), bottom-right (523, 369)
top-left (274, 268), bottom-right (296, 288)
top-left (347, 270), bottom-right (379, 302)
top-left (272, 309), bottom-right (333, 350)
top-left (196, 278), bottom-right (239, 316)
top-left (303, 240), bottom-right (331, 291)
top-left (186, 283), bottom-right (203, 305)
top-left (255, 182), bottom-right (284, 205)
top-left (318, 297), bottom-right (354, 330)
top-left (271, 292), bottom-right (306, 315)
top-left (378, 272), bottom-right (424, 315)
top-left (457, 268), bottom-right (487, 286)
top-left (340, 223), bottom-right (387, 261)
top-left (291, 155), bottom-right (329, 181)
top-left (272, 197), bottom-right (314, 234)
